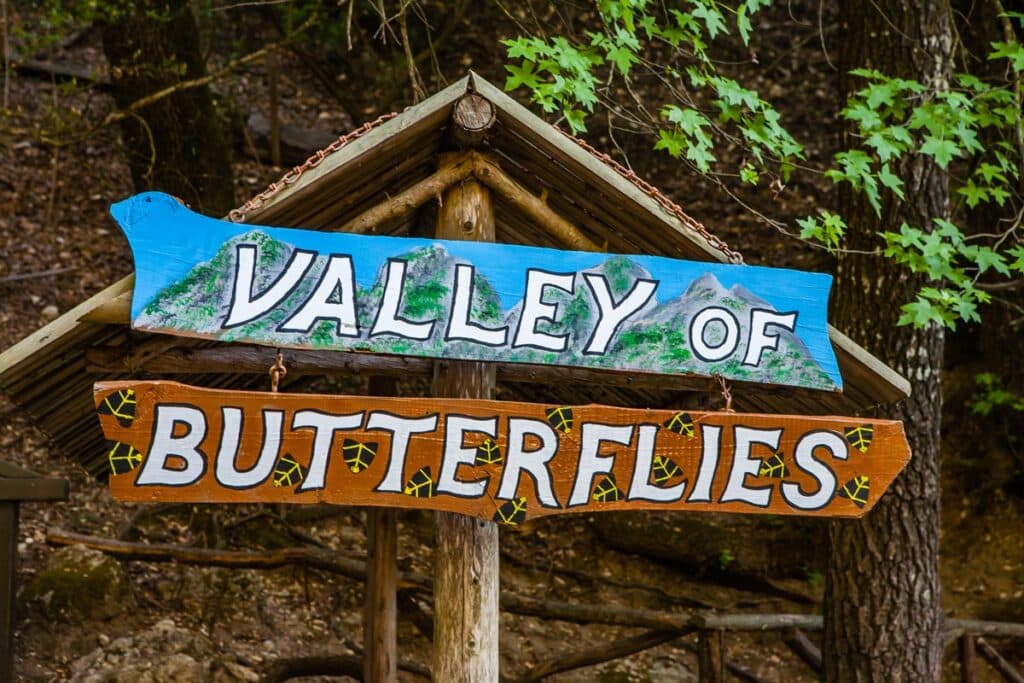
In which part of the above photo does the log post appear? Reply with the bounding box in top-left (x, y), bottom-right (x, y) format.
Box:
top-left (697, 629), bottom-right (724, 683)
top-left (431, 93), bottom-right (500, 682)
top-left (364, 379), bottom-right (399, 683)
top-left (958, 634), bottom-right (977, 683)
top-left (364, 508), bottom-right (398, 682)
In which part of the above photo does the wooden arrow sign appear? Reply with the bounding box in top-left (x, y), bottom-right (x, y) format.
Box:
top-left (109, 192), bottom-right (842, 392)
top-left (95, 381), bottom-right (909, 521)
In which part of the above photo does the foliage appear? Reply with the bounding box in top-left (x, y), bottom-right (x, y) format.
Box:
top-left (971, 372), bottom-right (1024, 415)
top-left (504, 1), bottom-right (1024, 328)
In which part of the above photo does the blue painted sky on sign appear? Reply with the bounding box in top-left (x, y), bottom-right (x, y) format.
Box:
top-left (111, 192), bottom-right (840, 386)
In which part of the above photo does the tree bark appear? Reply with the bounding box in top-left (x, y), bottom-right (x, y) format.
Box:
top-left (825, 1), bottom-right (952, 680)
top-left (100, 0), bottom-right (234, 215)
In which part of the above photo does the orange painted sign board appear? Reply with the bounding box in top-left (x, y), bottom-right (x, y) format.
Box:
top-left (95, 380), bottom-right (910, 522)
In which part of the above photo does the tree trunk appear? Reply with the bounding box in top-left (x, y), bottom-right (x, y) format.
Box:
top-left (824, 1), bottom-right (952, 680)
top-left (100, 0), bottom-right (234, 215)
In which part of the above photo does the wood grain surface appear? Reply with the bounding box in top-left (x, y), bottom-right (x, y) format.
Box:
top-left (96, 380), bottom-right (910, 520)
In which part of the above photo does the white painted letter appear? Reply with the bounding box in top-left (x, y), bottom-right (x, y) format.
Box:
top-left (225, 244), bottom-right (316, 327)
top-left (370, 260), bottom-right (435, 340)
top-left (437, 416), bottom-right (495, 498)
top-left (136, 405), bottom-right (207, 486)
top-left (627, 425), bottom-right (685, 502)
top-left (689, 307), bottom-right (740, 362)
top-left (568, 423), bottom-right (633, 506)
top-left (720, 426), bottom-right (779, 507)
top-left (687, 424), bottom-right (722, 503)
top-left (781, 430), bottom-right (847, 510)
top-left (445, 264), bottom-right (508, 346)
top-left (583, 274), bottom-right (657, 355)
top-left (742, 309), bottom-right (797, 367)
top-left (367, 412), bottom-right (439, 493)
top-left (292, 410), bottom-right (364, 491)
top-left (215, 408), bottom-right (283, 489)
top-left (279, 254), bottom-right (359, 337)
top-left (512, 270), bottom-right (575, 351)
top-left (498, 418), bottom-right (559, 508)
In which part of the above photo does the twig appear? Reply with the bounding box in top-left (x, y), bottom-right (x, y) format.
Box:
top-left (0, 266), bottom-right (77, 285)
top-left (398, 4), bottom-right (425, 102)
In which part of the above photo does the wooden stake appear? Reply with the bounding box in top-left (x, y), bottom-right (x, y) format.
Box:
top-left (431, 150), bottom-right (500, 681)
top-left (697, 629), bottom-right (725, 683)
top-left (959, 634), bottom-right (977, 683)
top-left (364, 378), bottom-right (398, 683)
top-left (0, 502), bottom-right (17, 683)
top-left (364, 508), bottom-right (398, 682)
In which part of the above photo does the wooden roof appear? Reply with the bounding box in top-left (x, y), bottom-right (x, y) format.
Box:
top-left (0, 73), bottom-right (909, 477)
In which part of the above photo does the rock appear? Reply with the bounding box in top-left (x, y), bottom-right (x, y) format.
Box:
top-left (41, 304), bottom-right (59, 320)
top-left (25, 544), bottom-right (134, 620)
top-left (69, 618), bottom-right (212, 683)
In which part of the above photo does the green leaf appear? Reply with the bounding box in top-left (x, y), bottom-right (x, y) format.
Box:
top-left (504, 62), bottom-right (540, 92)
top-left (740, 163), bottom-right (759, 185)
top-left (988, 40), bottom-right (1024, 72)
top-left (736, 5), bottom-right (752, 45)
top-left (956, 180), bottom-right (988, 209)
top-left (877, 163), bottom-right (905, 199)
top-left (973, 247), bottom-right (1010, 276)
top-left (920, 136), bottom-right (959, 168)
top-left (691, 0), bottom-right (727, 39)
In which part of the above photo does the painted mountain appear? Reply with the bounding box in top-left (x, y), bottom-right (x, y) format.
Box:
top-left (136, 230), bottom-right (836, 390)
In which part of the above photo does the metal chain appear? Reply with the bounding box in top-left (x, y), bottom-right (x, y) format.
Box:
top-left (269, 350), bottom-right (287, 393)
top-left (229, 112), bottom-right (399, 223)
top-left (227, 111), bottom-right (744, 267)
top-left (554, 127), bottom-right (745, 264)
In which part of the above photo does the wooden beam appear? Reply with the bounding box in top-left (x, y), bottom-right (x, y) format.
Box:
top-left (431, 149), bottom-right (500, 681)
top-left (976, 638), bottom-right (1024, 683)
top-left (470, 154), bottom-right (602, 253)
top-left (783, 628), bottom-right (822, 674)
top-left (451, 92), bottom-right (495, 148)
top-left (84, 345), bottom-right (721, 393)
top-left (336, 154), bottom-right (474, 235)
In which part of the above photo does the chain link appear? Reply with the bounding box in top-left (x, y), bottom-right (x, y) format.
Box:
top-left (227, 111), bottom-right (744, 267)
top-left (554, 127), bottom-right (745, 264)
top-left (229, 112), bottom-right (399, 223)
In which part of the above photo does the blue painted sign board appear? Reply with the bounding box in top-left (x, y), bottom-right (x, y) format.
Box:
top-left (110, 192), bottom-right (842, 391)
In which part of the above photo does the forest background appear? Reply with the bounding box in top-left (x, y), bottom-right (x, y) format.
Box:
top-left (1, 0), bottom-right (1023, 680)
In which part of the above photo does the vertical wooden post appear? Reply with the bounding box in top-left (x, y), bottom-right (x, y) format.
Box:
top-left (958, 633), bottom-right (977, 683)
top-left (0, 502), bottom-right (18, 683)
top-left (697, 629), bottom-right (724, 683)
top-left (431, 91), bottom-right (499, 683)
top-left (364, 377), bottom-right (398, 683)
top-left (364, 509), bottom-right (398, 682)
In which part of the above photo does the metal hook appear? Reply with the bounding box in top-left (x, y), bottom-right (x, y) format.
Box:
top-left (714, 374), bottom-right (734, 413)
top-left (269, 350), bottom-right (287, 393)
